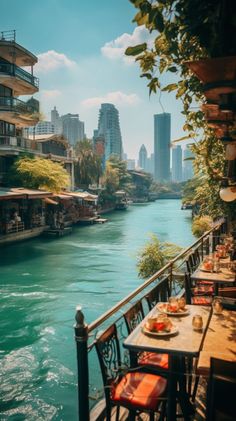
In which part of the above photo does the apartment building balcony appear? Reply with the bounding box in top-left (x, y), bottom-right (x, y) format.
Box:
top-left (0, 135), bottom-right (40, 156)
top-left (0, 60), bottom-right (39, 95)
top-left (0, 30), bottom-right (37, 66)
top-left (0, 96), bottom-right (39, 127)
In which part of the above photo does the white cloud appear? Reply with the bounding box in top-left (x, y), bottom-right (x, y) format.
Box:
top-left (81, 91), bottom-right (141, 108)
top-left (101, 26), bottom-right (155, 63)
top-left (35, 50), bottom-right (76, 73)
top-left (40, 89), bottom-right (62, 100)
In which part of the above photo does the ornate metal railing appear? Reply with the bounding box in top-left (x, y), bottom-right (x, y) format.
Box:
top-left (0, 60), bottom-right (39, 88)
top-left (74, 221), bottom-right (226, 420)
top-left (0, 96), bottom-right (37, 114)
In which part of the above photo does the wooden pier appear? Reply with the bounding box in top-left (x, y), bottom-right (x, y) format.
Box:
top-left (43, 227), bottom-right (72, 237)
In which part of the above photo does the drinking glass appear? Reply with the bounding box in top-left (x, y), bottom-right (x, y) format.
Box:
top-left (168, 297), bottom-right (179, 312)
top-left (192, 315), bottom-right (203, 330)
top-left (212, 297), bottom-right (223, 314)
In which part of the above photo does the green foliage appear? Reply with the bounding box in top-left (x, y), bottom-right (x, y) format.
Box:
top-left (129, 170), bottom-right (153, 198)
top-left (137, 234), bottom-right (183, 279)
top-left (10, 156), bottom-right (70, 192)
top-left (75, 139), bottom-right (102, 188)
top-left (106, 155), bottom-right (132, 190)
top-left (192, 215), bottom-right (213, 237)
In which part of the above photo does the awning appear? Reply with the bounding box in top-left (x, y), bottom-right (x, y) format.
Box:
top-left (53, 194), bottom-right (73, 200)
top-left (44, 197), bottom-right (58, 205)
top-left (11, 188), bottom-right (52, 199)
top-left (0, 188), bottom-right (26, 200)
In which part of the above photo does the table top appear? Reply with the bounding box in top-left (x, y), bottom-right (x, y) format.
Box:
top-left (197, 309), bottom-right (236, 375)
top-left (123, 304), bottom-right (211, 357)
top-left (191, 264), bottom-right (235, 284)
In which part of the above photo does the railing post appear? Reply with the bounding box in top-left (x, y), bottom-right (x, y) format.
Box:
top-left (201, 238), bottom-right (204, 260)
top-left (74, 306), bottom-right (89, 421)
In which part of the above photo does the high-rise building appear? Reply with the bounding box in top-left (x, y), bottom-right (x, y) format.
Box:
top-left (97, 103), bottom-right (122, 160)
top-left (172, 145), bottom-right (182, 182)
top-left (29, 120), bottom-right (54, 135)
top-left (138, 144), bottom-right (147, 170)
top-left (61, 113), bottom-right (84, 146)
top-left (126, 159), bottom-right (136, 170)
top-left (154, 113), bottom-right (171, 182)
top-left (51, 106), bottom-right (62, 134)
top-left (183, 147), bottom-right (194, 181)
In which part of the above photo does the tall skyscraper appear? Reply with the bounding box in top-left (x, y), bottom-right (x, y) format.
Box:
top-left (172, 145), bottom-right (182, 182)
top-left (51, 106), bottom-right (62, 134)
top-left (154, 113), bottom-right (171, 182)
top-left (97, 103), bottom-right (122, 160)
top-left (138, 144), bottom-right (147, 170)
top-left (183, 147), bottom-right (194, 180)
top-left (61, 113), bottom-right (84, 146)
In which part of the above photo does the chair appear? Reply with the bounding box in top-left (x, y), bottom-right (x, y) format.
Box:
top-left (184, 272), bottom-right (213, 305)
top-left (206, 358), bottom-right (236, 421)
top-left (123, 301), bottom-right (169, 371)
top-left (95, 323), bottom-right (167, 421)
top-left (145, 278), bottom-right (171, 311)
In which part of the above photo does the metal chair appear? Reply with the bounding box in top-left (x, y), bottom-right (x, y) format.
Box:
top-left (206, 357), bottom-right (236, 421)
top-left (123, 300), bottom-right (169, 372)
top-left (144, 278), bottom-right (171, 311)
top-left (184, 272), bottom-right (213, 306)
top-left (95, 323), bottom-right (167, 421)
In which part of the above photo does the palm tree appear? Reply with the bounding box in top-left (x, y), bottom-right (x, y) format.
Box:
top-left (75, 139), bottom-right (102, 188)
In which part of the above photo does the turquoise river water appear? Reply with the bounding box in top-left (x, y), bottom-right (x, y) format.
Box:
top-left (0, 200), bottom-right (194, 420)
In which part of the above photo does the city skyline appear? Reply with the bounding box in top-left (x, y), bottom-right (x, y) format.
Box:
top-left (0, 0), bottom-right (190, 159)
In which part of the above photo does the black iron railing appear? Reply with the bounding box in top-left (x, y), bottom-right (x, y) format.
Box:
top-left (0, 60), bottom-right (39, 88)
top-left (0, 96), bottom-right (37, 115)
top-left (74, 221), bottom-right (226, 420)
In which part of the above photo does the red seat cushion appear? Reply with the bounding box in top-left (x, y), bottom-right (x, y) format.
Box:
top-left (138, 352), bottom-right (168, 369)
top-left (198, 280), bottom-right (214, 286)
top-left (112, 372), bottom-right (167, 411)
top-left (192, 285), bottom-right (214, 295)
top-left (192, 296), bottom-right (212, 305)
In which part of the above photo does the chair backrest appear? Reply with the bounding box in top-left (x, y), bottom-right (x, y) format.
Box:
top-left (95, 324), bottom-right (121, 389)
top-left (186, 252), bottom-right (196, 274)
top-left (145, 277), bottom-right (170, 310)
top-left (123, 300), bottom-right (144, 334)
top-left (206, 357), bottom-right (236, 421)
top-left (184, 272), bottom-right (192, 304)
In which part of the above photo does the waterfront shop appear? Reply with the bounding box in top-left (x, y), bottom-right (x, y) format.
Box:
top-left (64, 191), bottom-right (98, 223)
top-left (0, 187), bottom-right (52, 244)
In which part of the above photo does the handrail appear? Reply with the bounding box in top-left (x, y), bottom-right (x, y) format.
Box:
top-left (0, 60), bottom-right (39, 88)
top-left (0, 96), bottom-right (37, 114)
top-left (88, 221), bottom-right (223, 333)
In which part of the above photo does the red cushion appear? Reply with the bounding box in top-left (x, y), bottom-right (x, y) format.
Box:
top-left (138, 352), bottom-right (168, 369)
top-left (198, 280), bottom-right (214, 286)
top-left (192, 296), bottom-right (212, 305)
top-left (192, 285), bottom-right (214, 295)
top-left (112, 372), bottom-right (167, 410)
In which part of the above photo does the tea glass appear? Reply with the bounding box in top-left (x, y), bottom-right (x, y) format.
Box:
top-left (178, 296), bottom-right (186, 310)
top-left (168, 297), bottom-right (179, 312)
top-left (192, 314), bottom-right (203, 331)
top-left (212, 297), bottom-right (223, 315)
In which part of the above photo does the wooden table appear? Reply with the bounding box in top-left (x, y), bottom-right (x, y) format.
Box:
top-left (123, 304), bottom-right (211, 421)
top-left (197, 309), bottom-right (236, 376)
top-left (191, 264), bottom-right (235, 294)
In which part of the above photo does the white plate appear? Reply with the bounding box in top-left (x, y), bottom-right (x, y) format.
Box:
top-left (142, 325), bottom-right (179, 337)
top-left (157, 303), bottom-right (190, 316)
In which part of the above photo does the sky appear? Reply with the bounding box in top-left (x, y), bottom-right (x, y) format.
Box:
top-left (0, 0), bottom-right (189, 159)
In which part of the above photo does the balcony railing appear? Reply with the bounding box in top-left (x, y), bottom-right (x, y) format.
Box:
top-left (0, 96), bottom-right (37, 115)
top-left (0, 30), bottom-right (16, 42)
top-left (0, 135), bottom-right (40, 151)
top-left (0, 60), bottom-right (39, 88)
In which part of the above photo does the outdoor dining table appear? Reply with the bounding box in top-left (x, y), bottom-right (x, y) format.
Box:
top-left (123, 304), bottom-right (211, 421)
top-left (191, 262), bottom-right (236, 295)
top-left (197, 308), bottom-right (236, 376)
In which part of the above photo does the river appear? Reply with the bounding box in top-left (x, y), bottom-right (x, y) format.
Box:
top-left (0, 200), bottom-right (194, 420)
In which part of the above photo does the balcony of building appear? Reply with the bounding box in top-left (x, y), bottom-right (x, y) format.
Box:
top-left (0, 96), bottom-right (39, 127)
top-left (0, 135), bottom-right (40, 156)
top-left (0, 59), bottom-right (39, 95)
top-left (0, 30), bottom-right (37, 67)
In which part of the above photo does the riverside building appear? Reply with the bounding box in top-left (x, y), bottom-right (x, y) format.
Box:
top-left (172, 145), bottom-right (183, 182)
top-left (154, 112), bottom-right (171, 182)
top-left (138, 144), bottom-right (148, 171)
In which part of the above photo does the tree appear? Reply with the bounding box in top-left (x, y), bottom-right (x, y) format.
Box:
top-left (10, 156), bottom-right (70, 192)
top-left (75, 139), bottom-right (102, 188)
top-left (106, 155), bottom-right (132, 190)
top-left (99, 164), bottom-right (120, 206)
top-left (137, 234), bottom-right (183, 279)
top-left (192, 216), bottom-right (213, 238)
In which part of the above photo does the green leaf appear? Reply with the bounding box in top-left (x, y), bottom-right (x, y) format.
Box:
top-left (140, 72), bottom-right (152, 80)
top-left (168, 66), bottom-right (178, 73)
top-left (153, 11), bottom-right (165, 32)
top-left (125, 43), bottom-right (147, 56)
top-left (161, 83), bottom-right (178, 92)
top-left (171, 134), bottom-right (195, 143)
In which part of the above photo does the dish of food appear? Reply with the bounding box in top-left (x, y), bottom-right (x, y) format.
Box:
top-left (142, 323), bottom-right (179, 337)
top-left (157, 302), bottom-right (190, 316)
